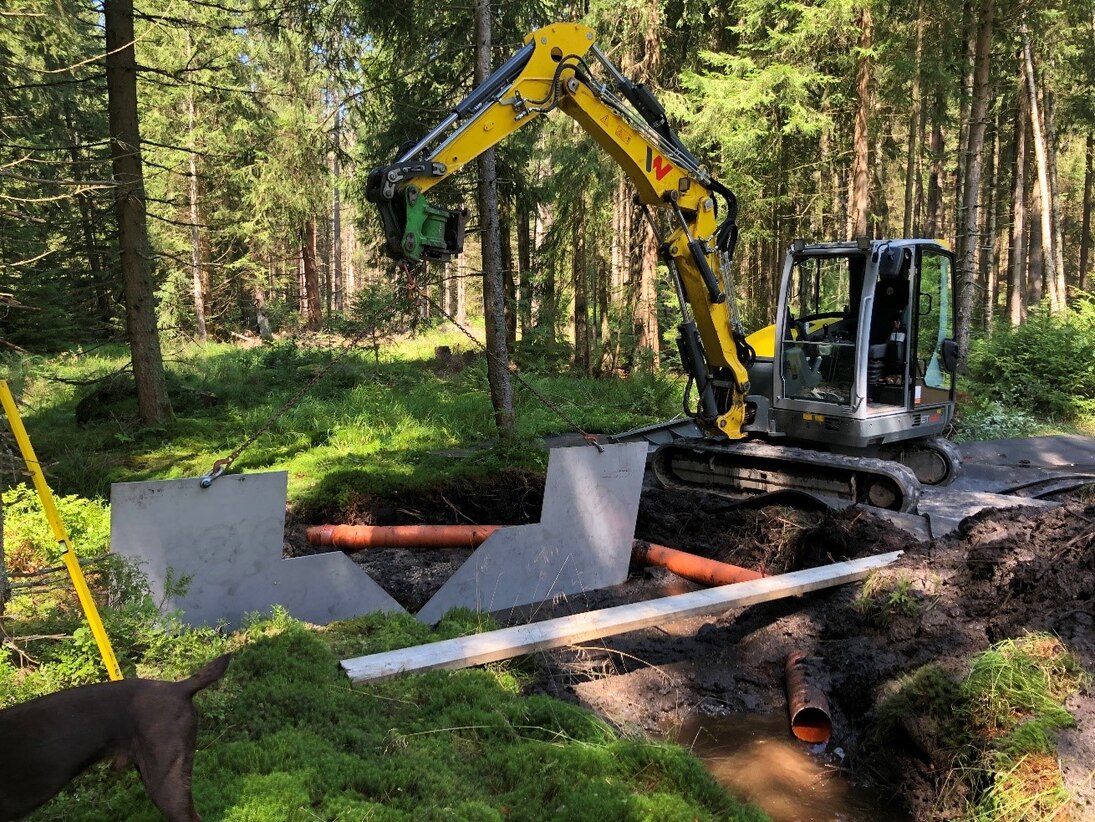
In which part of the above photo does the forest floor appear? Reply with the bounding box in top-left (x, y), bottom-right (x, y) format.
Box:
top-left (289, 470), bottom-right (1095, 821)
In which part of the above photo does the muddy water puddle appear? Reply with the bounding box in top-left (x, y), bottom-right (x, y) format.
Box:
top-left (668, 714), bottom-right (911, 822)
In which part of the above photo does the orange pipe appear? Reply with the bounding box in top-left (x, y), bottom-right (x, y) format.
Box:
top-left (630, 540), bottom-right (764, 586)
top-left (307, 524), bottom-right (504, 550)
top-left (785, 651), bottom-right (833, 744)
top-left (307, 526), bottom-right (764, 590)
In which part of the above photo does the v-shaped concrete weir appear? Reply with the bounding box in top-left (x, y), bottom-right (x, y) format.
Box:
top-left (109, 443), bottom-right (648, 628)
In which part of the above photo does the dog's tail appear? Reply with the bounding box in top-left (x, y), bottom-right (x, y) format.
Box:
top-left (178, 653), bottom-right (231, 696)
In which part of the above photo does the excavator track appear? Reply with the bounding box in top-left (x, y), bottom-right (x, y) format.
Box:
top-left (880, 436), bottom-right (963, 486)
top-left (651, 439), bottom-right (922, 513)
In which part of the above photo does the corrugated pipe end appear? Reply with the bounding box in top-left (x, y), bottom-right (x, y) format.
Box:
top-left (785, 651), bottom-right (833, 745)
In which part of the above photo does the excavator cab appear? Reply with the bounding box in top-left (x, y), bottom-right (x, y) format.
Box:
top-left (746, 239), bottom-right (960, 486)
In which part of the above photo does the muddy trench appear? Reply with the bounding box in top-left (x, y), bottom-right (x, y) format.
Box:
top-left (289, 473), bottom-right (1095, 821)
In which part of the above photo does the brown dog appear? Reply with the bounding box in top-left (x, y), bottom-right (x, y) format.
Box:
top-left (0, 654), bottom-right (230, 822)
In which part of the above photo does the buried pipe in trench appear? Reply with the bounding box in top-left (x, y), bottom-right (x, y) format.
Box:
top-left (304, 523), bottom-right (766, 586)
top-left (784, 651), bottom-right (833, 744)
top-left (631, 540), bottom-right (764, 586)
top-left (306, 527), bottom-right (764, 588)
top-left (307, 523), bottom-right (504, 550)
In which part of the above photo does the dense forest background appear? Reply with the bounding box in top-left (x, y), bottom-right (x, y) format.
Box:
top-left (2, 0), bottom-right (1093, 415)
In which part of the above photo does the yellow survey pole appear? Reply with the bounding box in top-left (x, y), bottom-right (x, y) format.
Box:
top-left (0, 380), bottom-right (122, 681)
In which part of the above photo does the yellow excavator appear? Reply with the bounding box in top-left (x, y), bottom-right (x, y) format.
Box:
top-left (366, 22), bottom-right (961, 513)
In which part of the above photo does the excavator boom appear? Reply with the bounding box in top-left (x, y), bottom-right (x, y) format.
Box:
top-left (365, 23), bottom-right (962, 512)
top-left (366, 22), bottom-right (752, 438)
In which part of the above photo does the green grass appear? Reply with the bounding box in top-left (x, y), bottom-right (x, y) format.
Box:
top-left (19, 611), bottom-right (765, 822)
top-left (3, 329), bottom-right (682, 508)
top-left (0, 331), bottom-right (763, 821)
top-left (852, 571), bottom-right (928, 626)
top-left (873, 634), bottom-right (1088, 821)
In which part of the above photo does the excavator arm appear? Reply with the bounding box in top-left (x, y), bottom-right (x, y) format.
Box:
top-left (365, 22), bottom-right (753, 438)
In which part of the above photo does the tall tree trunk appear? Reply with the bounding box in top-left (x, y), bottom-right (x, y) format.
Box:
top-left (302, 217), bottom-right (322, 331)
top-left (104, 0), bottom-right (173, 424)
top-left (332, 110), bottom-right (344, 313)
top-left (981, 108), bottom-right (999, 331)
top-left (517, 196), bottom-right (532, 338)
top-left (1080, 132), bottom-right (1093, 293)
top-left (499, 203), bottom-right (516, 347)
top-left (597, 257), bottom-right (610, 374)
top-left (1030, 173), bottom-right (1045, 305)
top-left (1021, 23), bottom-right (1060, 310)
top-left (345, 220), bottom-right (356, 299)
top-left (957, 0), bottom-right (994, 365)
top-left (536, 198), bottom-right (554, 338)
top-left (474, 0), bottom-right (515, 437)
top-left (1045, 91), bottom-right (1067, 305)
top-left (638, 218), bottom-right (660, 367)
top-left (572, 205), bottom-right (590, 375)
top-left (904, 7), bottom-right (925, 237)
top-left (611, 176), bottom-right (627, 300)
top-left (848, 5), bottom-right (873, 239)
top-left (872, 130), bottom-right (891, 237)
top-left (186, 35), bottom-right (207, 343)
top-left (926, 91), bottom-right (946, 238)
top-left (954, 0), bottom-right (976, 262)
top-left (611, 175), bottom-right (631, 365)
top-left (1008, 79), bottom-right (1029, 325)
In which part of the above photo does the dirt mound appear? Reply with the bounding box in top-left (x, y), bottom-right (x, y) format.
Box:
top-left (955, 503), bottom-right (1095, 650)
top-left (817, 502), bottom-right (1095, 819)
top-left (638, 487), bottom-right (909, 573)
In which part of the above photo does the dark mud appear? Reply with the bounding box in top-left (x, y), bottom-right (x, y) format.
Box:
top-left (292, 474), bottom-right (1095, 820)
top-left (286, 470), bottom-right (543, 612)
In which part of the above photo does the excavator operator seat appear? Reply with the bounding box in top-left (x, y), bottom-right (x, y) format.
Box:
top-left (867, 247), bottom-right (912, 404)
top-left (869, 247), bottom-right (912, 345)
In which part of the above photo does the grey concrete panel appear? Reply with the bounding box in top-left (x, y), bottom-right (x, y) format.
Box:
top-left (110, 472), bottom-right (405, 629)
top-left (959, 434), bottom-right (1095, 470)
top-left (416, 443), bottom-right (647, 625)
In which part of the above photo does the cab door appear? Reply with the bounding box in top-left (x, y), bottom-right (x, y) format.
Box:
top-left (911, 246), bottom-right (957, 406)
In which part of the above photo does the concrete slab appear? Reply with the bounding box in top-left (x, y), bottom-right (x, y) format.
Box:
top-left (959, 434), bottom-right (1095, 470)
top-left (110, 472), bottom-right (405, 629)
top-left (415, 443), bottom-right (647, 625)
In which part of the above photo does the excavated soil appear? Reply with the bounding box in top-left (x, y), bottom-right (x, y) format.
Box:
top-left (291, 473), bottom-right (1095, 821)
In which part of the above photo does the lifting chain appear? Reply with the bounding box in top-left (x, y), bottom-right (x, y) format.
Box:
top-left (200, 323), bottom-right (379, 488)
top-left (401, 262), bottom-right (604, 453)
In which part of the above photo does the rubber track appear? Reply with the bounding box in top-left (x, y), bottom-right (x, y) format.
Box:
top-left (651, 439), bottom-right (922, 513)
